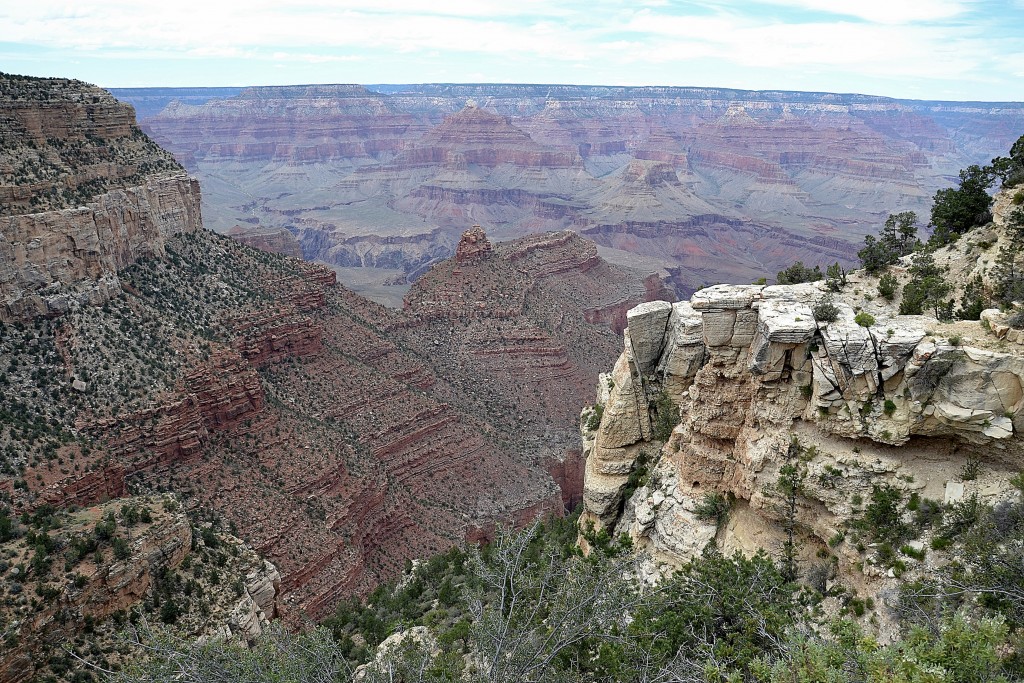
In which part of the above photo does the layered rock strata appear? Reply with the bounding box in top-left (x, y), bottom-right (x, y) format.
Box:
top-left (0, 75), bottom-right (675, 631)
top-left (1, 74), bottom-right (200, 321)
top-left (119, 83), bottom-right (1024, 292)
top-left (0, 173), bottom-right (202, 320)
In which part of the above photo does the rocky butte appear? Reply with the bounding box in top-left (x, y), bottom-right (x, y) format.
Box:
top-left (581, 184), bottom-right (1024, 630)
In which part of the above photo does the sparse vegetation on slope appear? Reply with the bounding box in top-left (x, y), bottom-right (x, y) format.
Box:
top-left (105, 505), bottom-right (1024, 682)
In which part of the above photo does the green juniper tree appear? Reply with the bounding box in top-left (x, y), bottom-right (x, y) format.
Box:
top-left (858, 211), bottom-right (920, 273)
top-left (929, 165), bottom-right (995, 247)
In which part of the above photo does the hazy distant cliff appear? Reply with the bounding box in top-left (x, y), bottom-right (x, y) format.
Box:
top-left (115, 83), bottom-right (1024, 294)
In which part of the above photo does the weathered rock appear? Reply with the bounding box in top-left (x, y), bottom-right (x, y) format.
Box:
top-left (818, 307), bottom-right (880, 400)
top-left (454, 225), bottom-right (493, 263)
top-left (0, 173), bottom-right (202, 320)
top-left (657, 301), bottom-right (707, 394)
top-left (582, 204), bottom-right (1024, 578)
top-left (748, 299), bottom-right (816, 378)
top-left (691, 284), bottom-right (764, 311)
top-left (597, 354), bottom-right (648, 449)
top-left (626, 300), bottom-right (673, 373)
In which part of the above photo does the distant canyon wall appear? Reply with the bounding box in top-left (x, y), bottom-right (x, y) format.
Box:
top-left (114, 84), bottom-right (1024, 292)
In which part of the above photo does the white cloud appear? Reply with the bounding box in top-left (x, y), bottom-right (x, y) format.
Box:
top-left (0, 0), bottom-right (1021, 98)
top-left (744, 0), bottom-right (973, 24)
top-left (0, 1), bottom-right (594, 60)
top-left (621, 7), bottom-right (991, 80)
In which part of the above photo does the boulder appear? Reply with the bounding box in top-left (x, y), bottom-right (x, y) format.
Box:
top-left (745, 301), bottom-right (815, 378)
top-left (819, 307), bottom-right (879, 398)
top-left (873, 323), bottom-right (925, 382)
top-left (702, 309), bottom-right (738, 347)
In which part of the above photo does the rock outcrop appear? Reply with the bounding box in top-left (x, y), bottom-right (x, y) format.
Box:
top-left (581, 200), bottom-right (1024, 589)
top-left (0, 173), bottom-right (202, 320)
top-left (454, 225), bottom-right (492, 263)
top-left (227, 225), bottom-right (303, 258)
top-left (1, 74), bottom-right (200, 321)
top-left (0, 496), bottom-right (282, 683)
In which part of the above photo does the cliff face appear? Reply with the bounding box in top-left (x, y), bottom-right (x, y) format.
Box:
top-left (0, 174), bottom-right (202, 320)
top-left (1, 73), bottom-right (183, 215)
top-left (0, 73), bottom-right (200, 321)
top-left (581, 192), bottom-right (1024, 596)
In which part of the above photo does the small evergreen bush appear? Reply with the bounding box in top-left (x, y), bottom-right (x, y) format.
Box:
top-left (854, 311), bottom-right (875, 328)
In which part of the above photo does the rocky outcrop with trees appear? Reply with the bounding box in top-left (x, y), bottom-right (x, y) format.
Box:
top-left (580, 153), bottom-right (1024, 634)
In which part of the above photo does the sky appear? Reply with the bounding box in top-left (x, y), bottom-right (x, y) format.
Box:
top-left (2, 0), bottom-right (1023, 101)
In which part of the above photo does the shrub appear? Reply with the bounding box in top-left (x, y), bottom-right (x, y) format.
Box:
top-left (652, 391), bottom-right (680, 441)
top-left (0, 510), bottom-right (12, 542)
top-left (854, 311), bottom-right (875, 328)
top-left (929, 164), bottom-right (995, 247)
top-left (883, 399), bottom-right (897, 417)
top-left (939, 494), bottom-right (982, 540)
top-left (1009, 309), bottom-right (1024, 330)
top-left (620, 451), bottom-right (652, 503)
top-left (864, 484), bottom-right (909, 545)
top-left (159, 598), bottom-right (180, 624)
top-left (813, 296), bottom-right (839, 323)
top-left (584, 403), bottom-right (604, 432)
top-left (776, 261), bottom-right (823, 285)
top-left (960, 456), bottom-right (980, 481)
top-left (112, 536), bottom-right (130, 561)
top-left (957, 274), bottom-right (988, 320)
top-left (694, 492), bottom-right (731, 526)
top-left (913, 497), bottom-right (945, 529)
top-left (878, 272), bottom-right (898, 301)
